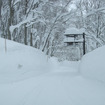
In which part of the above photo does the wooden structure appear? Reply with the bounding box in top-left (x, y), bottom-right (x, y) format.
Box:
top-left (64, 28), bottom-right (86, 55)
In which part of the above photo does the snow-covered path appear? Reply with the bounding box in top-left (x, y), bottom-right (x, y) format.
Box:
top-left (0, 38), bottom-right (105, 105)
top-left (0, 69), bottom-right (105, 105)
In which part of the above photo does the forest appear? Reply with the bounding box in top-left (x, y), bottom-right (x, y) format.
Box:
top-left (0, 0), bottom-right (105, 61)
top-left (0, 0), bottom-right (105, 105)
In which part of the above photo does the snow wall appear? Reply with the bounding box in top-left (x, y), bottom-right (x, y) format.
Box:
top-left (79, 45), bottom-right (105, 83)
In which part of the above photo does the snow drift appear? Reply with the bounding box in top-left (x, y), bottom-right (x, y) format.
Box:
top-left (0, 38), bottom-right (54, 83)
top-left (80, 45), bottom-right (105, 82)
top-left (0, 38), bottom-right (78, 83)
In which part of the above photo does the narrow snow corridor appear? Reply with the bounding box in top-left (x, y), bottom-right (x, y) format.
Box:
top-left (0, 38), bottom-right (105, 105)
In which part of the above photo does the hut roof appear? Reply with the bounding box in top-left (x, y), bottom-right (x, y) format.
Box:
top-left (64, 28), bottom-right (85, 35)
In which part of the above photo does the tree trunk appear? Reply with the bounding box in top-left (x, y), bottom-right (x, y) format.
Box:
top-left (0, 0), bottom-right (2, 18)
top-left (30, 32), bottom-right (33, 46)
top-left (24, 23), bottom-right (27, 45)
top-left (24, 0), bottom-right (28, 45)
top-left (8, 0), bottom-right (13, 40)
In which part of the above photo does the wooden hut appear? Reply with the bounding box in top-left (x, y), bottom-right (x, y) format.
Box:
top-left (64, 28), bottom-right (86, 55)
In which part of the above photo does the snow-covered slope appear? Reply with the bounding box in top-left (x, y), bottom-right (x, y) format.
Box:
top-left (79, 45), bottom-right (105, 82)
top-left (0, 38), bottom-right (78, 83)
top-left (0, 38), bottom-right (51, 83)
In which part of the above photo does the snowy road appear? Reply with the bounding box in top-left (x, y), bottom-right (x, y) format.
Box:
top-left (0, 69), bottom-right (105, 105)
top-left (0, 38), bottom-right (105, 105)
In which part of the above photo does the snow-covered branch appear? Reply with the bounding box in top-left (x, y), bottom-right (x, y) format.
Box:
top-left (86, 7), bottom-right (105, 17)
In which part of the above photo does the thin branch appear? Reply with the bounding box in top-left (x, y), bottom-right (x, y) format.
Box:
top-left (42, 0), bottom-right (72, 51)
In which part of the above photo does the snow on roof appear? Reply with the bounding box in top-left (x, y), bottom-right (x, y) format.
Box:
top-left (64, 28), bottom-right (85, 35)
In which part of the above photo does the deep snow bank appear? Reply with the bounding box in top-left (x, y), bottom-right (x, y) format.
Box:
top-left (0, 38), bottom-right (54, 83)
top-left (0, 38), bottom-right (79, 83)
top-left (80, 45), bottom-right (105, 82)
top-left (0, 38), bottom-right (49, 72)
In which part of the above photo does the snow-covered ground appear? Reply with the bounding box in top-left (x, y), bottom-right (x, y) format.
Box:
top-left (80, 45), bottom-right (105, 83)
top-left (0, 38), bottom-right (105, 105)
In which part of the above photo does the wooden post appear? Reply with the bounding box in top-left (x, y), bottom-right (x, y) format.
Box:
top-left (83, 33), bottom-right (85, 55)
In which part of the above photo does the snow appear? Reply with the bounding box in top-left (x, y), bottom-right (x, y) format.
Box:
top-left (10, 15), bottom-right (45, 35)
top-left (86, 7), bottom-right (105, 17)
top-left (0, 38), bottom-right (52, 83)
top-left (79, 45), bottom-right (105, 83)
top-left (10, 17), bottom-right (37, 34)
top-left (0, 38), bottom-right (105, 105)
top-left (64, 28), bottom-right (85, 35)
top-left (13, 0), bottom-right (21, 5)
